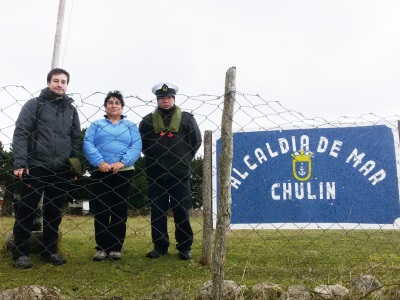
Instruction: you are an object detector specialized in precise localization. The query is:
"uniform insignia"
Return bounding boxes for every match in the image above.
[162,84,168,92]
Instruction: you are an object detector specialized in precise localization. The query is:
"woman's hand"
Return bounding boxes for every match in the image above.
[98,161,111,173]
[110,162,125,174]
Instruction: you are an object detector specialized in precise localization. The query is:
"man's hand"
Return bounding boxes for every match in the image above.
[14,168,28,179]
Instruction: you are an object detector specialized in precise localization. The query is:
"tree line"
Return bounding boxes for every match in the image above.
[0,132,203,216]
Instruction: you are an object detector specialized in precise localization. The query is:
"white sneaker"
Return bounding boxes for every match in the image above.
[93,251,107,261]
[108,251,122,260]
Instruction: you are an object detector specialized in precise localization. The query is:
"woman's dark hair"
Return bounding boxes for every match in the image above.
[104,90,125,107]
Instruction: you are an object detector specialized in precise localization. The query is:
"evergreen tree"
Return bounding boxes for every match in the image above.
[128,156,149,213]
[0,142,16,216]
[190,156,203,209]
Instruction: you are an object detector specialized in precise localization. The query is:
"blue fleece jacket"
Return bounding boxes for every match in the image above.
[84,116,142,169]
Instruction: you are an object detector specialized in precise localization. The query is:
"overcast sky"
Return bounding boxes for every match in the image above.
[1,0,400,124]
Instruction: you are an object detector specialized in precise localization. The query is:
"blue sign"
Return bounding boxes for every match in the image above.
[214,122,400,229]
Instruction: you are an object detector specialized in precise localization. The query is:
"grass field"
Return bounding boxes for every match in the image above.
[2,215,400,299]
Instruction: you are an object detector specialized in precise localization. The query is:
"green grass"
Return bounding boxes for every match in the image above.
[2,215,400,299]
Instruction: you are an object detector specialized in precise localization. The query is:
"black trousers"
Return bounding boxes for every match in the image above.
[148,177,193,252]
[12,167,70,259]
[91,170,133,253]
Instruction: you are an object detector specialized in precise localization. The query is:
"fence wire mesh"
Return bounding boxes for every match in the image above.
[1,84,400,299]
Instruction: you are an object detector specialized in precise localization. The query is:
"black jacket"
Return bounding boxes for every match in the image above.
[139,106,202,180]
[13,88,82,171]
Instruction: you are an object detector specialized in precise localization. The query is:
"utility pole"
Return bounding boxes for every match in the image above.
[51,0,66,69]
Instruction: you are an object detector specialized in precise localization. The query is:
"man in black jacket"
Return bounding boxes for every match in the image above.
[139,83,202,260]
[12,68,82,268]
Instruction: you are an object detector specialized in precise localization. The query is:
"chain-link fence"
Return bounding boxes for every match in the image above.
[1,69,400,299]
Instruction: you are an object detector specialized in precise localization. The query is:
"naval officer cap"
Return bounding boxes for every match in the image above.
[152,83,179,99]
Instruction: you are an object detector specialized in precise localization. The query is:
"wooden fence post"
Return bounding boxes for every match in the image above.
[201,130,213,265]
[212,66,236,299]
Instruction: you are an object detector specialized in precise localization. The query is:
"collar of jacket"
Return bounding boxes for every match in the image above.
[103,114,127,120]
[153,106,182,133]
[39,88,72,103]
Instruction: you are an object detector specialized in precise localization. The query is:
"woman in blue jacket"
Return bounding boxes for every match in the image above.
[84,90,142,261]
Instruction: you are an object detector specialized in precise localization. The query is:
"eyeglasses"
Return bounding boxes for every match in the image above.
[107,100,122,106]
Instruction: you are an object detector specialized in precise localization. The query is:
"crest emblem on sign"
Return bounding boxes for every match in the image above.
[291,150,314,181]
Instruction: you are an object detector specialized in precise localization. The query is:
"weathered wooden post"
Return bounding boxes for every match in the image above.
[212,66,236,299]
[201,130,213,265]
[51,0,66,69]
